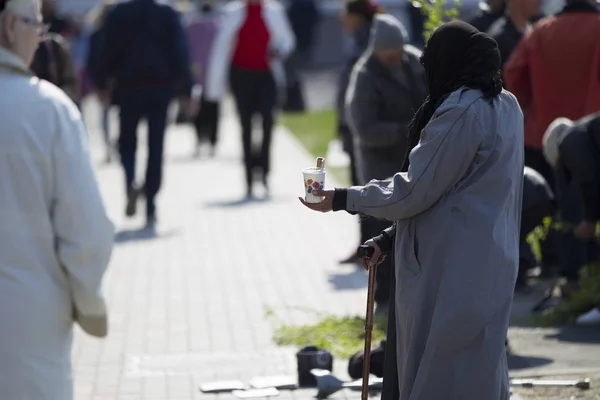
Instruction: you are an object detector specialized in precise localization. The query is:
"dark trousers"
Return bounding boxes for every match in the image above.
[229,67,277,190]
[555,168,598,280]
[194,95,220,146]
[341,131,368,244]
[381,259,399,400]
[117,86,172,218]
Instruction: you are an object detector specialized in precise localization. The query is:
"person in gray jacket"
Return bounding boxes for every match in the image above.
[344,13,427,313]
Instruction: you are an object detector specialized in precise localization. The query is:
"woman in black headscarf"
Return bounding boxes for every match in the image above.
[301,21,524,400]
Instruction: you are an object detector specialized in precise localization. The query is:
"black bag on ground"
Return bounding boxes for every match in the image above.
[296,345,334,387]
[347,340,386,379]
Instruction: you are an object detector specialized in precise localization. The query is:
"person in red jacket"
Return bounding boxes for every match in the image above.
[204,0,295,198]
[503,0,600,188]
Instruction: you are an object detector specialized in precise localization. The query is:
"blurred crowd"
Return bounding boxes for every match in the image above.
[332,0,600,327]
[1,0,600,396]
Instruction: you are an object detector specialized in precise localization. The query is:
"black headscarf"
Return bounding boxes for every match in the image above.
[401,21,503,171]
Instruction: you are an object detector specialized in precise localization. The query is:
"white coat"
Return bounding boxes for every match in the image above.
[204,0,296,102]
[0,48,114,399]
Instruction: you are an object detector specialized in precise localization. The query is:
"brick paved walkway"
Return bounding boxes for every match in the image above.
[74,99,369,400]
[74,97,599,400]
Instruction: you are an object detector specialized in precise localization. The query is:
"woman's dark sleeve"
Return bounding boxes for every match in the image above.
[372,224,396,255]
[332,188,356,214]
[333,189,396,253]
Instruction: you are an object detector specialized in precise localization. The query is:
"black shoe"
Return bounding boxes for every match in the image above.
[125,188,138,217]
[146,215,157,229]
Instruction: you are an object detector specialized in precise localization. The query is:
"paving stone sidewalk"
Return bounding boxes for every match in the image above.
[75,97,600,400]
[74,99,369,400]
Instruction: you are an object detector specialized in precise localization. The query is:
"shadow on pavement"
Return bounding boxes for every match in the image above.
[544,326,600,344]
[327,267,368,290]
[203,195,284,208]
[114,226,180,244]
[508,354,554,370]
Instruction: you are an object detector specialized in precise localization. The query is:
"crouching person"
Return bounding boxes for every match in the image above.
[543,113,600,323]
[344,13,427,315]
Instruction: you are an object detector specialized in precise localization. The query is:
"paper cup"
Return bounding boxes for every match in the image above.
[303,168,326,203]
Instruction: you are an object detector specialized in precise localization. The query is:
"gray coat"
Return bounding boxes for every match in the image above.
[345,45,427,185]
[345,88,524,400]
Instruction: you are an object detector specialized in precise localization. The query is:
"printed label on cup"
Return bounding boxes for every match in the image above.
[303,168,326,203]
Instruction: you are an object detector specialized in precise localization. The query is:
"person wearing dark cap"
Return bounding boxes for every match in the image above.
[337,0,382,264]
[344,13,427,315]
[301,21,523,399]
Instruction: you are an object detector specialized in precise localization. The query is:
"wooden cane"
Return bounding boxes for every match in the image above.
[357,245,377,400]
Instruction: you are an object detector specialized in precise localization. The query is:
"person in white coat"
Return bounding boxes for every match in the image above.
[0,0,115,398]
[205,0,295,197]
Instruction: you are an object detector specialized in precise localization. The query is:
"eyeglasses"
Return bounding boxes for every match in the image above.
[18,16,50,36]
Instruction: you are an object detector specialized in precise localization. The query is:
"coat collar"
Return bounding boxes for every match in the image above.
[0,47,32,76]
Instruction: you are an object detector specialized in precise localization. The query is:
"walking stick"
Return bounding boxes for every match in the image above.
[357,245,377,400]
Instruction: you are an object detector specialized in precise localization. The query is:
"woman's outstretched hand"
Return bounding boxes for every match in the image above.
[298,189,334,212]
[358,240,386,271]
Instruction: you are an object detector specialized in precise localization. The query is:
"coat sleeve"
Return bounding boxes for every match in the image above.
[345,67,406,148]
[504,32,533,111]
[271,2,296,59]
[345,100,482,220]
[51,98,114,322]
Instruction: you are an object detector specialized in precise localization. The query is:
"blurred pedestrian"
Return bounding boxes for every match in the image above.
[542,113,600,297]
[504,0,600,190]
[0,0,114,397]
[487,0,541,70]
[205,0,295,198]
[95,0,198,227]
[301,21,523,400]
[282,0,319,112]
[30,32,80,102]
[41,0,76,37]
[85,0,116,163]
[187,0,221,157]
[504,0,600,285]
[345,13,427,314]
[337,0,382,264]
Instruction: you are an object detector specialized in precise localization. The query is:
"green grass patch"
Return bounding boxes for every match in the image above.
[281,109,336,159]
[266,307,387,359]
[535,263,600,326]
